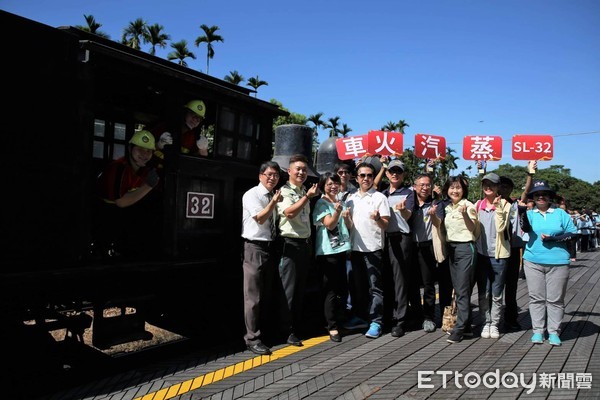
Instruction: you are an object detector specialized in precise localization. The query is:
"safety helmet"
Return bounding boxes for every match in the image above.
[129,130,156,150]
[184,99,206,118]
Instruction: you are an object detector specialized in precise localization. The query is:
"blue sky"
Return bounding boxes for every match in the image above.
[4,0,599,183]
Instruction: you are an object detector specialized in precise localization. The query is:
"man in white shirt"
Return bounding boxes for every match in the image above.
[346,161,391,339]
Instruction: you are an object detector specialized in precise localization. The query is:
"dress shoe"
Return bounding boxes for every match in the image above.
[247,342,271,355]
[391,325,405,337]
[287,333,303,346]
[329,330,341,342]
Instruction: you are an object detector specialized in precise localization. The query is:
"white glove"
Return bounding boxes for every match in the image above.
[157,132,173,150]
[197,135,209,151]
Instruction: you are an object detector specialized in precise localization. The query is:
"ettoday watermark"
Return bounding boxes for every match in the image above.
[418,370,592,393]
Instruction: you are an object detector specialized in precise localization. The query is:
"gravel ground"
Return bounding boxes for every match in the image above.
[47,308,185,355]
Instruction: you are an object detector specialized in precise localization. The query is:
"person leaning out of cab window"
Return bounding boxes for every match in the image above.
[150,99,210,161]
[96,130,161,257]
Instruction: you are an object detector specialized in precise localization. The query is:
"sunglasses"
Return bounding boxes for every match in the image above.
[337,170,350,175]
[534,192,551,197]
[388,168,403,174]
[358,173,374,179]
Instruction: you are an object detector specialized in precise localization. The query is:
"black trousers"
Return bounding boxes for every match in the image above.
[411,241,437,321]
[317,252,349,331]
[504,247,521,323]
[384,233,415,328]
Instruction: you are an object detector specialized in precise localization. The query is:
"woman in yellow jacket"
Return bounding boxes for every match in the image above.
[474,173,512,340]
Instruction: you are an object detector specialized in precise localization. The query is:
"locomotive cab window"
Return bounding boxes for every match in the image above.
[216,106,260,160]
[92,118,128,163]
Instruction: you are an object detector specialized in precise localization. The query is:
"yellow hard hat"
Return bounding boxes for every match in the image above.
[129,130,156,150]
[184,99,206,118]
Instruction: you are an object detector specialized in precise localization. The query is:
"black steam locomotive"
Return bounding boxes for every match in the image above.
[0,10,293,352]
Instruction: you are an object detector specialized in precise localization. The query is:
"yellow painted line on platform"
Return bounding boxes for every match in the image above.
[134,335,330,400]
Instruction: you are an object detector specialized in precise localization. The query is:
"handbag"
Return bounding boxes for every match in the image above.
[441,290,457,333]
[431,221,447,263]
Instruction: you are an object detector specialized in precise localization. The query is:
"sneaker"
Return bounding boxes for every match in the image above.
[531,333,544,344]
[548,333,562,346]
[489,325,500,339]
[481,324,491,339]
[447,331,463,343]
[391,325,405,337]
[423,320,436,333]
[343,316,369,330]
[365,322,382,338]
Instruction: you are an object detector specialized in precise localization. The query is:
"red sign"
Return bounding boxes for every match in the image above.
[335,130,404,160]
[336,135,369,160]
[512,134,553,160]
[366,130,404,156]
[414,133,446,160]
[462,135,503,161]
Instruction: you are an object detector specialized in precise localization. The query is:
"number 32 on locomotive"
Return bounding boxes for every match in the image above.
[186,192,215,219]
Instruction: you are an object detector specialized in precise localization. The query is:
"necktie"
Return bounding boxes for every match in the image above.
[267,193,277,240]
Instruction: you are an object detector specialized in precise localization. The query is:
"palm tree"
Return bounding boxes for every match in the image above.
[307,112,325,138]
[340,123,352,138]
[224,70,245,85]
[194,24,224,74]
[246,75,268,97]
[437,147,459,185]
[122,18,147,50]
[76,14,110,38]
[167,40,196,67]
[324,116,341,137]
[381,121,397,132]
[397,119,410,134]
[145,23,170,56]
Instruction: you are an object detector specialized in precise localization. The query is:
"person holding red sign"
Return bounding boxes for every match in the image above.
[499,164,535,332]
[521,180,577,346]
[345,162,391,339]
[380,159,416,337]
[474,173,511,340]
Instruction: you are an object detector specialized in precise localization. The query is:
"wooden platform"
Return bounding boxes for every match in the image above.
[40,250,600,400]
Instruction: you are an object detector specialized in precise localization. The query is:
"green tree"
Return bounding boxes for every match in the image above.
[247,75,268,97]
[324,116,341,137]
[145,23,170,56]
[307,112,325,137]
[167,40,196,67]
[122,18,147,50]
[270,99,307,127]
[397,119,410,134]
[340,123,352,137]
[381,121,397,131]
[224,70,245,85]
[436,147,459,188]
[194,24,224,74]
[75,14,110,38]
